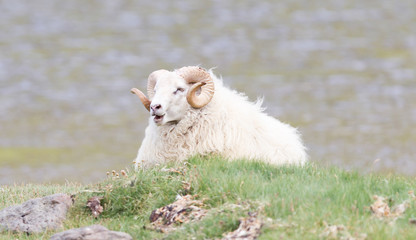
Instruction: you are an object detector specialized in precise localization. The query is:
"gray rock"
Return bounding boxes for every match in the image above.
[50,225,133,240]
[0,193,73,233]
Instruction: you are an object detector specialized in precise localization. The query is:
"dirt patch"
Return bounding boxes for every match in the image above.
[370,195,410,220]
[86,196,103,218]
[221,212,263,240]
[148,195,207,233]
[320,222,367,240]
[148,196,268,238]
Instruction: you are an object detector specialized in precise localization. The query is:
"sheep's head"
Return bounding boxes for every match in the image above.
[131,66,215,126]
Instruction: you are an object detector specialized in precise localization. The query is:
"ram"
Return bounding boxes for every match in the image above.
[131,66,307,169]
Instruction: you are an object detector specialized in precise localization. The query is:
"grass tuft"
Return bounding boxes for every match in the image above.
[1,156,416,239]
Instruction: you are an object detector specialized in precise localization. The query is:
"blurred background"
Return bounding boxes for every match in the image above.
[0,0,415,185]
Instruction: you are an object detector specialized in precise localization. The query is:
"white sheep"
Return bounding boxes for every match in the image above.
[131,66,307,169]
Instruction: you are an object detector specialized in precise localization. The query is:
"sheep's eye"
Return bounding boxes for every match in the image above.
[174,88,185,94]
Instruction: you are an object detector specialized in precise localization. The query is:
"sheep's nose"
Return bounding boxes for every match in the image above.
[150,104,162,112]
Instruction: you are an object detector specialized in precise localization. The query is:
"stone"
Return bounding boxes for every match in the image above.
[50,224,133,240]
[0,193,73,233]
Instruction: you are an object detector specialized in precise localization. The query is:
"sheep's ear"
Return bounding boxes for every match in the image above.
[131,88,150,111]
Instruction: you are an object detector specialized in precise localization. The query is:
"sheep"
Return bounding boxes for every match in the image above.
[131,66,307,169]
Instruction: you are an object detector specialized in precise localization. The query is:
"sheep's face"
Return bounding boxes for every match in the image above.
[149,72,190,126]
[131,66,214,125]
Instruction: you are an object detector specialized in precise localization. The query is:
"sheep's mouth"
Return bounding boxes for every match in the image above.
[152,113,165,124]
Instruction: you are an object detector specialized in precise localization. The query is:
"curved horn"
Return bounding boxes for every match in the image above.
[147,69,170,99]
[130,69,169,112]
[131,88,150,111]
[177,66,215,109]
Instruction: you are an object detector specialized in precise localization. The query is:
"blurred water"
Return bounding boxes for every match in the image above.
[1,0,415,184]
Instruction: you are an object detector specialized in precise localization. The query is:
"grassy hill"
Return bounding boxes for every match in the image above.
[2,156,416,239]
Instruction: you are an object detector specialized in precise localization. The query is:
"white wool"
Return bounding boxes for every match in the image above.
[134,70,307,169]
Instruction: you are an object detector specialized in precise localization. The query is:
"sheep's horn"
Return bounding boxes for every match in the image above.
[131,69,170,112]
[147,69,170,99]
[177,66,215,109]
[131,88,150,111]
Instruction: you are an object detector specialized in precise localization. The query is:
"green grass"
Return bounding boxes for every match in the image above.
[1,156,416,239]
